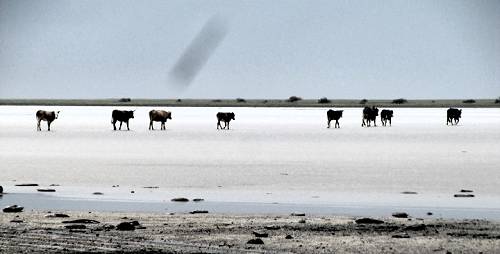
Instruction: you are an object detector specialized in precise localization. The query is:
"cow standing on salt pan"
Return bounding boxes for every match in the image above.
[149,110,172,130]
[36,110,60,131]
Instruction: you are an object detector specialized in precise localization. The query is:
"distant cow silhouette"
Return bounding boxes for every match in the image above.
[111,110,134,131]
[149,110,172,130]
[447,108,462,125]
[217,112,235,129]
[380,109,394,126]
[36,110,59,131]
[327,109,343,128]
[361,106,379,127]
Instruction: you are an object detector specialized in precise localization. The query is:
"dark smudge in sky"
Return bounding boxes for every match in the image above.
[169,16,228,89]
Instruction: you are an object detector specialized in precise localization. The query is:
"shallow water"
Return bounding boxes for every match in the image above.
[1,106,499,215]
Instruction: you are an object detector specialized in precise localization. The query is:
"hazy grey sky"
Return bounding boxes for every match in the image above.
[1,0,499,99]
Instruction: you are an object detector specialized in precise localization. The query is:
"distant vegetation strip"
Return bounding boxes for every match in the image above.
[0,98,499,108]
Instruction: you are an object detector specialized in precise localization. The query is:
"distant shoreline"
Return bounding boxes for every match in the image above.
[1,98,499,108]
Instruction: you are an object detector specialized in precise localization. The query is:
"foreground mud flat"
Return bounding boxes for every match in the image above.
[1,211,499,253]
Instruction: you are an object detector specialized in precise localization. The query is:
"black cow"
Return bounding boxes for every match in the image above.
[380,109,394,126]
[217,112,235,130]
[36,110,60,131]
[447,108,462,125]
[111,110,134,131]
[149,110,172,130]
[361,106,379,127]
[327,109,343,128]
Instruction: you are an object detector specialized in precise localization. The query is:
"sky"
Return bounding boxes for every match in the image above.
[0,0,499,99]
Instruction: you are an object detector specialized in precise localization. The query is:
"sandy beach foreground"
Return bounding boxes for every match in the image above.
[1,211,499,253]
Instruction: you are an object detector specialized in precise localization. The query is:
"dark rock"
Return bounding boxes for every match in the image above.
[392,233,410,238]
[93,192,104,195]
[355,218,384,224]
[264,225,281,230]
[454,194,474,198]
[62,219,100,224]
[130,191,135,193]
[65,224,86,229]
[45,213,70,218]
[247,238,264,245]
[189,210,209,214]
[37,188,56,192]
[401,191,418,194]
[0,186,3,193]
[10,219,23,223]
[285,235,293,239]
[49,184,60,186]
[427,212,433,216]
[143,186,159,189]
[15,183,38,187]
[192,198,204,202]
[404,224,427,231]
[298,219,306,223]
[252,231,269,238]
[392,212,409,218]
[116,222,135,231]
[291,213,306,217]
[130,221,140,226]
[460,189,473,193]
[3,205,24,213]
[171,197,189,202]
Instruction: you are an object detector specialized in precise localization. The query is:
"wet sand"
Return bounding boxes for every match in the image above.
[1,211,499,253]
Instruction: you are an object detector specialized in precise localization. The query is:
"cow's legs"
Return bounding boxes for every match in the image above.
[149,121,154,130]
[217,120,221,130]
[389,118,392,126]
[327,119,331,128]
[373,117,377,127]
[126,120,130,131]
[335,120,340,128]
[112,120,117,130]
[37,119,41,131]
[119,121,123,130]
[47,121,51,131]
[161,121,165,130]
[226,121,230,130]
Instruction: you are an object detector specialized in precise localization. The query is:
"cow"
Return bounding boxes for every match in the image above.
[149,110,172,130]
[447,108,462,125]
[111,110,134,131]
[361,106,379,127]
[380,109,394,126]
[217,112,235,130]
[327,109,343,128]
[36,110,60,131]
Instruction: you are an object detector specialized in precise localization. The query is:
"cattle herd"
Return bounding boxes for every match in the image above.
[33,107,463,131]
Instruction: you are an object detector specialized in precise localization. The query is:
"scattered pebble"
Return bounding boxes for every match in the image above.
[392,233,410,238]
[93,192,104,195]
[192,198,204,202]
[116,222,136,231]
[355,218,384,224]
[247,238,264,245]
[143,186,159,189]
[15,183,38,187]
[49,184,60,187]
[404,224,427,231]
[401,191,418,194]
[45,213,70,218]
[130,191,135,193]
[454,194,474,198]
[291,213,306,217]
[285,235,293,239]
[37,188,56,192]
[189,210,209,214]
[171,197,189,202]
[3,205,24,213]
[460,189,473,193]
[298,219,306,224]
[10,219,23,223]
[392,212,409,218]
[427,212,433,216]
[62,219,100,224]
[264,225,280,230]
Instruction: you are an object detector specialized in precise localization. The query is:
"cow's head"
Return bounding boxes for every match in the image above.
[230,112,235,120]
[128,111,135,118]
[388,110,393,117]
[457,109,462,118]
[374,107,379,116]
[55,111,60,119]
[168,112,172,119]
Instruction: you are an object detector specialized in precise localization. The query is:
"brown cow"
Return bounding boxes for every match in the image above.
[149,110,172,130]
[36,110,60,131]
